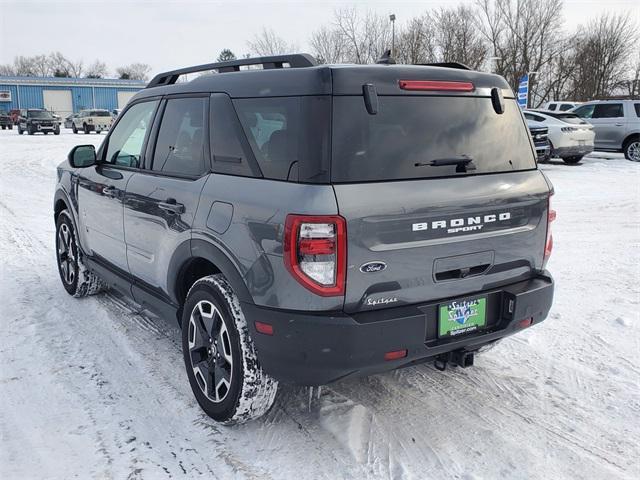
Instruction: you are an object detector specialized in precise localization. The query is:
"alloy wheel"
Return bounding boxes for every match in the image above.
[628,141,640,162]
[57,223,76,285]
[187,300,234,403]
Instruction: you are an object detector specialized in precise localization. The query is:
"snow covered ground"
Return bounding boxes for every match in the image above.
[1,129,638,480]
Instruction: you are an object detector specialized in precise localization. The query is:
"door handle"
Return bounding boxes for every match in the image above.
[102,185,117,198]
[158,198,185,214]
[614,123,624,126]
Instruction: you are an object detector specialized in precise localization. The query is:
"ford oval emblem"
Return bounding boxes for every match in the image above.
[360,261,387,273]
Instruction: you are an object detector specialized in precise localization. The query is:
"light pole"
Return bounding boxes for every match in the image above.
[389,14,396,57]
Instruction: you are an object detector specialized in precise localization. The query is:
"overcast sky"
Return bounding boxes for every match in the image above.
[1,0,639,77]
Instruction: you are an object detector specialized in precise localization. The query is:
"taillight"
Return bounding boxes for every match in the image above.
[398,80,475,92]
[284,214,346,296]
[543,194,556,268]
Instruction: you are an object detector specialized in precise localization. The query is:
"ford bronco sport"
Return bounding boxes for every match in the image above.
[54,54,555,424]
[18,109,60,135]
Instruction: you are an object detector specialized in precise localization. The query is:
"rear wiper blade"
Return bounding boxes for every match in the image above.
[414,157,477,172]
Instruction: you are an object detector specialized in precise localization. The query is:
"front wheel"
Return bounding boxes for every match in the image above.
[72,124,78,134]
[8,124,13,130]
[55,210,105,297]
[182,274,278,424]
[83,123,90,134]
[624,138,640,162]
[54,128,60,135]
[18,125,23,135]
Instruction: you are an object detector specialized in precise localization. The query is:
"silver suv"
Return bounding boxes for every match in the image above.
[571,100,640,161]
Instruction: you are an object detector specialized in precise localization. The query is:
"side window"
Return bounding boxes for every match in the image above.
[152,97,207,176]
[104,100,158,168]
[524,113,534,121]
[548,103,557,111]
[573,104,594,119]
[634,103,640,118]
[593,103,623,118]
[210,93,258,177]
[559,104,573,111]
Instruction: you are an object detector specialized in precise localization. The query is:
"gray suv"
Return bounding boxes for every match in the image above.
[53,54,555,424]
[571,100,640,161]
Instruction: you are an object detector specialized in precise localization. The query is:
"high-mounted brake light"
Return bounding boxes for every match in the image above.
[284,214,346,296]
[543,194,556,268]
[399,80,475,92]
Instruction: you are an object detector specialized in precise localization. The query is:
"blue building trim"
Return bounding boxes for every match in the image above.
[0,76,145,114]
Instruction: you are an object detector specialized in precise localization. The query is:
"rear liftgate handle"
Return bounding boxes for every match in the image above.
[158,198,185,215]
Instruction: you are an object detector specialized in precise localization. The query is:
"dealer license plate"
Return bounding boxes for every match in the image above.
[438,297,487,338]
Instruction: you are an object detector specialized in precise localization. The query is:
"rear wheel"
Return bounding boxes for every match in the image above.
[55,210,105,297]
[18,125,23,135]
[624,138,640,162]
[563,156,583,165]
[8,124,13,130]
[182,274,278,424]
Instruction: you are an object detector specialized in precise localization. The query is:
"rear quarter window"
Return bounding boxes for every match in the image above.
[233,96,330,183]
[634,103,640,118]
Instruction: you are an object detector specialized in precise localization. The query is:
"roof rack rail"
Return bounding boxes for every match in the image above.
[416,62,471,71]
[147,53,318,88]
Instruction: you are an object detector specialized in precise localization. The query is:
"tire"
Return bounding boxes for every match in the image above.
[624,137,640,162]
[182,274,278,424]
[18,125,23,135]
[8,124,13,130]
[28,126,34,135]
[55,210,105,298]
[563,156,583,165]
[83,123,90,134]
[43,131,48,135]
[72,124,78,134]
[54,128,60,135]
[1,125,5,130]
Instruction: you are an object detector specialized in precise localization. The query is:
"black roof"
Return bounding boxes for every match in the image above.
[133,54,513,102]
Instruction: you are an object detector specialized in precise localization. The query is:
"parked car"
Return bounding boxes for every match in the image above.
[524,110,594,164]
[570,100,640,161]
[54,54,555,424]
[111,108,122,118]
[526,121,550,162]
[17,109,60,135]
[71,109,113,134]
[64,113,79,129]
[542,101,582,112]
[9,109,20,124]
[0,109,13,130]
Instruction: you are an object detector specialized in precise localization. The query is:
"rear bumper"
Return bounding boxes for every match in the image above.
[553,144,594,158]
[244,272,554,386]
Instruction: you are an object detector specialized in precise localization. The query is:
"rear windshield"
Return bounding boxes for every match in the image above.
[331,96,535,182]
[90,110,112,116]
[541,112,588,125]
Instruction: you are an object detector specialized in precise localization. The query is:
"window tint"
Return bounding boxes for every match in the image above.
[559,104,573,111]
[332,96,536,182]
[104,100,158,168]
[634,103,640,117]
[152,97,207,176]
[233,96,330,183]
[573,104,594,119]
[210,94,257,177]
[548,103,557,111]
[593,103,623,118]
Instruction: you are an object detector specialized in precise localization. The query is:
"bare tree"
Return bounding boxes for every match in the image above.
[116,63,151,81]
[332,8,391,64]
[0,64,15,76]
[570,13,637,100]
[48,52,71,77]
[433,6,487,69]
[476,0,564,102]
[395,15,437,65]
[247,28,297,56]
[310,26,348,64]
[85,60,108,78]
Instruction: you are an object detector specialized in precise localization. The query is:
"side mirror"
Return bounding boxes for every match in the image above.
[68,145,97,168]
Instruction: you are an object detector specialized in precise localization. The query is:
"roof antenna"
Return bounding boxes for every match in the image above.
[376,49,396,65]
